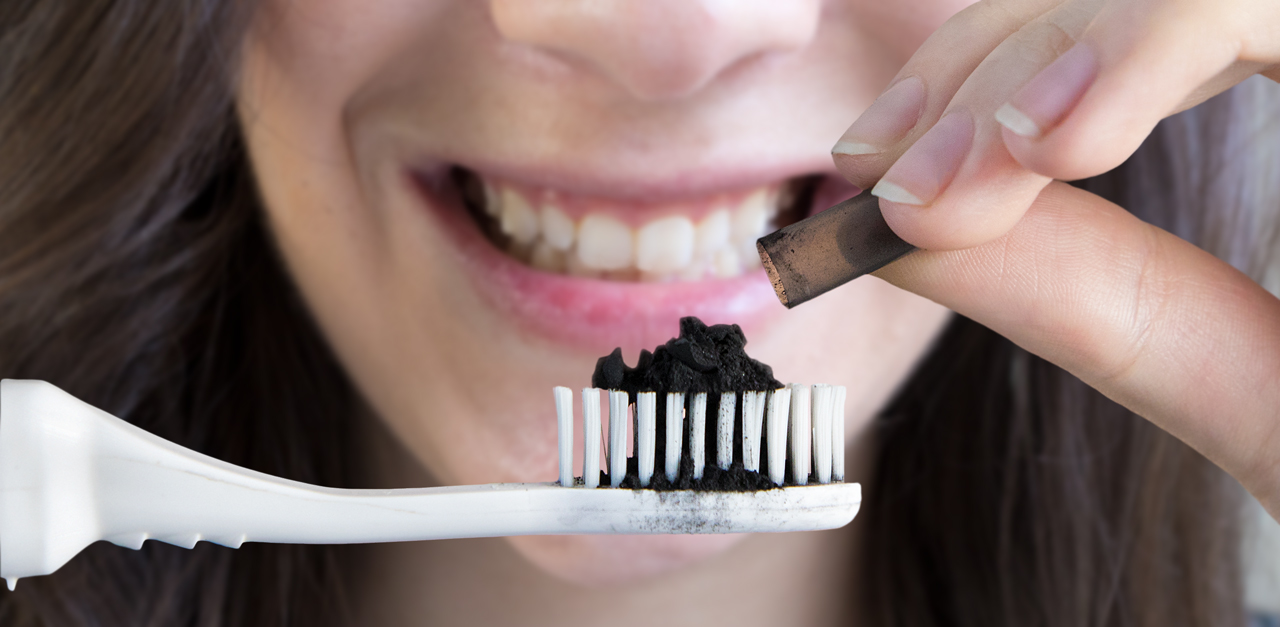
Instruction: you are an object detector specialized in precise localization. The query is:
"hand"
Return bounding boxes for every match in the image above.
[830,0,1280,519]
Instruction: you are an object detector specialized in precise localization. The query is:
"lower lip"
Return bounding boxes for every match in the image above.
[410,170,787,353]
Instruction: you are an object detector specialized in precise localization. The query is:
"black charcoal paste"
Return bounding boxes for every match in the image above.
[590,317,786,492]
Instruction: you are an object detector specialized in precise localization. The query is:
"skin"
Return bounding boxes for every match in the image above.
[237,0,1279,624]
[832,0,1280,520]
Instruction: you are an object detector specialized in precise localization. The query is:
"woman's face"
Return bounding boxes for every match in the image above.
[239,0,962,584]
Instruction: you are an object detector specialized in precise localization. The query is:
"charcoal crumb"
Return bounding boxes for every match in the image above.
[589,316,792,492]
[591,317,781,397]
[594,348,627,390]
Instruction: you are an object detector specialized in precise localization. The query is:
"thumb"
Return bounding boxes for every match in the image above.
[875,181,1280,520]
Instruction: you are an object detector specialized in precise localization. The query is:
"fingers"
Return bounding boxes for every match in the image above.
[836,0,1100,251]
[879,1,1103,251]
[834,0,1280,253]
[999,0,1280,181]
[830,0,1060,189]
[875,182,1280,519]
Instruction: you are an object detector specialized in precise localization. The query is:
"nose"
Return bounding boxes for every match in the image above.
[489,0,821,101]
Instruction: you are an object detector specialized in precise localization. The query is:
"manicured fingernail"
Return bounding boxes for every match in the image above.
[869,181,922,205]
[832,76,926,156]
[997,43,1099,138]
[872,110,974,207]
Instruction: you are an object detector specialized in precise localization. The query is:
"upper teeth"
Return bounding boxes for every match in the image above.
[481,179,781,281]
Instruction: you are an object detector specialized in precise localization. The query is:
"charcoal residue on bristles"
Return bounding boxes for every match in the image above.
[589,317,791,492]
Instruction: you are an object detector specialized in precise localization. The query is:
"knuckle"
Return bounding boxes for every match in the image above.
[1094,226,1173,386]
[1011,16,1080,62]
[974,0,1059,28]
[1028,215,1173,387]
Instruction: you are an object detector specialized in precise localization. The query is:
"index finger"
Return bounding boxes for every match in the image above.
[830,0,1060,189]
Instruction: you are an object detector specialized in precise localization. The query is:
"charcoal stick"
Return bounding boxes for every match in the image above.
[756,189,916,308]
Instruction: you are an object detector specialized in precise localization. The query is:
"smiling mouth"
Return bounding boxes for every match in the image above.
[451,167,817,283]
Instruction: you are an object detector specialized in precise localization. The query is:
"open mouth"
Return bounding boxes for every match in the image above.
[451,167,818,283]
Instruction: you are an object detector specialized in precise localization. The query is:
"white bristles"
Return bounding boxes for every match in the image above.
[739,392,756,471]
[608,391,629,488]
[790,384,811,485]
[690,393,707,479]
[554,387,574,487]
[767,388,791,485]
[742,391,766,472]
[560,383,846,489]
[750,391,766,470]
[811,385,834,484]
[665,393,685,482]
[582,388,602,488]
[833,385,846,482]
[717,391,736,470]
[637,392,656,487]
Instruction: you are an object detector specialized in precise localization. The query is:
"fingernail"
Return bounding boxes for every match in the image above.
[997,43,1099,138]
[869,181,922,205]
[832,76,926,156]
[872,110,974,207]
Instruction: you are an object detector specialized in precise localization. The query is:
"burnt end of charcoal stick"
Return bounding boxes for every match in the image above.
[757,189,916,308]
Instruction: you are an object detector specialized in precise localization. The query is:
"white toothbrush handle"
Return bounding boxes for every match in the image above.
[0,380,860,588]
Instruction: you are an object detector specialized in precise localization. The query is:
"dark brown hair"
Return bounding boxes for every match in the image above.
[0,1,356,624]
[0,1,1273,625]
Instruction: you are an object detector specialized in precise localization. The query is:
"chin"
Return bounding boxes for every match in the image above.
[507,533,747,587]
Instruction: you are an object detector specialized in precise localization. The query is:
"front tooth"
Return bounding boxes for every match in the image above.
[695,210,730,259]
[576,214,633,270]
[713,247,741,278]
[483,180,501,217]
[541,204,575,251]
[679,258,708,281]
[565,246,602,278]
[773,184,794,221]
[530,241,566,272]
[731,189,769,243]
[636,216,694,273]
[500,189,539,245]
[739,240,763,270]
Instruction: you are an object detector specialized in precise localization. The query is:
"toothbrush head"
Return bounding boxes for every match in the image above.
[555,384,848,492]
[557,316,850,493]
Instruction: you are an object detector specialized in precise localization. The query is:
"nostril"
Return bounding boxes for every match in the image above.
[489,0,820,101]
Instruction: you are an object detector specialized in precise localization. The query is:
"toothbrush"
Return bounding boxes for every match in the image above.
[0,379,860,590]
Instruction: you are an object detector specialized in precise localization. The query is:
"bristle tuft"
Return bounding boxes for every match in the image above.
[742,391,765,472]
[690,393,707,479]
[582,388,602,488]
[636,392,657,487]
[812,385,834,484]
[608,391,629,487]
[767,387,791,485]
[554,387,574,487]
[789,384,811,486]
[664,392,685,482]
[833,386,846,482]
[717,391,736,470]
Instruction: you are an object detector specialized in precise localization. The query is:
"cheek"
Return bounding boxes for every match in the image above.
[249,0,452,111]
